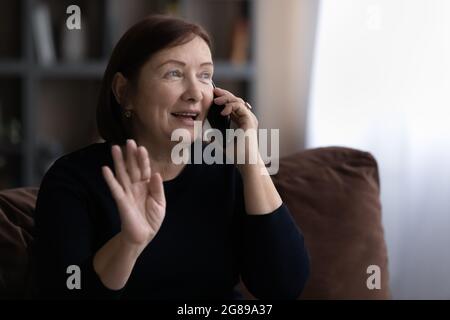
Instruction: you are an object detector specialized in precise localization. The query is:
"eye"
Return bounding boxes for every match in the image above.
[200,72,212,79]
[199,72,213,83]
[166,70,183,78]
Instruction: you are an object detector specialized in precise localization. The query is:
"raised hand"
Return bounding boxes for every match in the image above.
[102,139,166,249]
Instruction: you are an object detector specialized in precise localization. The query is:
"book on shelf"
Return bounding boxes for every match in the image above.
[165,0,181,16]
[0,101,21,147]
[229,17,250,66]
[32,3,56,65]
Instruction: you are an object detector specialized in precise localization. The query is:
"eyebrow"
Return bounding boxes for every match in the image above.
[157,59,214,69]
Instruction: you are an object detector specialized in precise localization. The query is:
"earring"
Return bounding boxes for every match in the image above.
[124,109,132,118]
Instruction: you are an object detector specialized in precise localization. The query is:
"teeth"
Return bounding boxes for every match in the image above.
[172,112,198,118]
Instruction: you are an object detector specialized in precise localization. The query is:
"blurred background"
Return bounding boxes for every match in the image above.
[0,0,449,299]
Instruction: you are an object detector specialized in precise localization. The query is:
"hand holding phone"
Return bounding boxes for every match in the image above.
[206,81,231,141]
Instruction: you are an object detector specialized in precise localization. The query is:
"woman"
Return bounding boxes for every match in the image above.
[33,15,309,299]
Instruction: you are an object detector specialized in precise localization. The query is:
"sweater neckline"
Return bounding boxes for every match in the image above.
[102,141,199,189]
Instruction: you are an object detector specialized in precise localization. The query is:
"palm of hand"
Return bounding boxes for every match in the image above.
[102,140,166,247]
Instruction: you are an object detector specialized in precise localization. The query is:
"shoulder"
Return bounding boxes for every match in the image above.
[56,141,110,165]
[41,142,111,186]
[51,142,110,170]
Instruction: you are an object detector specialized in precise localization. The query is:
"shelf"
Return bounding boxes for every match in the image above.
[35,61,107,78]
[0,0,22,60]
[1,0,256,187]
[35,0,106,61]
[183,0,252,61]
[34,78,101,179]
[0,76,22,132]
[0,61,26,75]
[0,144,22,156]
[30,61,254,80]
[0,61,255,79]
[36,79,100,148]
[0,75,23,188]
[213,61,254,80]
[213,79,251,103]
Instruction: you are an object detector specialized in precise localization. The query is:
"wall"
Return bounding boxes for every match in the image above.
[255,0,319,157]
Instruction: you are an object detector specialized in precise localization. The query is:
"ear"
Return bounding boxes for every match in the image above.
[111,72,132,109]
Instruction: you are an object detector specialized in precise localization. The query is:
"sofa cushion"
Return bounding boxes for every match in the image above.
[274,146,389,299]
[0,187,38,298]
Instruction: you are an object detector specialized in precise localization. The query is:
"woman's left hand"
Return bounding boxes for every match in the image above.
[213,87,258,132]
[213,87,283,214]
[212,87,261,169]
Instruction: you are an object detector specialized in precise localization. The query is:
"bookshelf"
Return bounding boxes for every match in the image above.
[0,0,256,188]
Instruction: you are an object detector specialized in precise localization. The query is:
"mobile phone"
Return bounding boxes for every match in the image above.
[207,81,231,142]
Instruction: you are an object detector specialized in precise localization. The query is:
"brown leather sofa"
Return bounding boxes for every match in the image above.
[0,146,390,299]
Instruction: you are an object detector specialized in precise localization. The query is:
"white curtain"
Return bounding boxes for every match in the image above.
[307,0,450,299]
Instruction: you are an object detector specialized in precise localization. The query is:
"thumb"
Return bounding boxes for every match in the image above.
[148,172,166,206]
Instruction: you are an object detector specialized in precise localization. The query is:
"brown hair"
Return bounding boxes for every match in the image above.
[96,14,212,144]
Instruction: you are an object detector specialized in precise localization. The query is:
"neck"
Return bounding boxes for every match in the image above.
[135,137,186,181]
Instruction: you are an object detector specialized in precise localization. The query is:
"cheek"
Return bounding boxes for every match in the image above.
[156,84,182,107]
[204,91,214,109]
[135,91,173,116]
[204,101,212,114]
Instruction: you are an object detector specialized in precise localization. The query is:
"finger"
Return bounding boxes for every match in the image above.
[148,172,166,207]
[220,103,234,116]
[214,94,240,105]
[137,146,151,181]
[213,87,234,97]
[111,145,132,190]
[221,102,248,117]
[102,166,125,200]
[126,139,141,183]
[218,90,244,106]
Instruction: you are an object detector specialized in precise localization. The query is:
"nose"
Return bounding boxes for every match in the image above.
[181,75,203,103]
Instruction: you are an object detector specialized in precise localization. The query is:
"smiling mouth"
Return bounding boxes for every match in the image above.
[171,112,199,121]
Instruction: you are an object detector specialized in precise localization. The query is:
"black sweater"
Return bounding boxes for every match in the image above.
[33,141,310,299]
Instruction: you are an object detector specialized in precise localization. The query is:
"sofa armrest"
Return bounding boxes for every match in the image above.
[0,187,38,298]
[238,146,390,299]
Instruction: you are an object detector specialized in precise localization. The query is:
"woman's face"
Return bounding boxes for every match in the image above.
[126,35,214,146]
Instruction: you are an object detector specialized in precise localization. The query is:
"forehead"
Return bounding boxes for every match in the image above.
[149,36,212,67]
